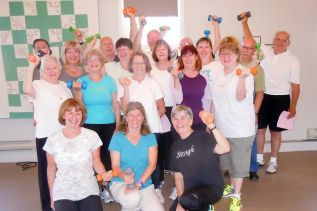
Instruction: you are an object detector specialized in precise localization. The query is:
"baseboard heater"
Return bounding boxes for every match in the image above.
[0,140,35,151]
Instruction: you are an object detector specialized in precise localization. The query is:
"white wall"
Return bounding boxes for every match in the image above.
[1,0,316,146]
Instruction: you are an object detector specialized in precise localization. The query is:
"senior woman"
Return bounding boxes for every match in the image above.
[211,36,255,211]
[60,40,85,81]
[169,105,230,211]
[44,98,113,211]
[171,45,211,130]
[118,51,166,202]
[75,48,121,172]
[109,102,164,211]
[23,54,72,211]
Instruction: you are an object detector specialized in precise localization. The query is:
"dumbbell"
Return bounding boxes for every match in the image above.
[237,11,251,21]
[29,50,46,71]
[204,29,211,38]
[236,67,257,76]
[67,80,87,89]
[85,33,101,43]
[159,26,170,32]
[199,110,214,124]
[96,170,118,182]
[123,6,137,16]
[119,77,131,86]
[255,43,263,60]
[208,15,222,23]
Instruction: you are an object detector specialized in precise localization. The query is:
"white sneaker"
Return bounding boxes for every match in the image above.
[266,162,278,174]
[169,187,177,200]
[155,189,164,203]
[257,158,265,167]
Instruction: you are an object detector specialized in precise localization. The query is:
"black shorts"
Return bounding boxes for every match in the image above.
[258,94,290,132]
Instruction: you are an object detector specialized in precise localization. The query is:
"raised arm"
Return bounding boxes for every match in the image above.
[23,56,39,98]
[133,16,146,52]
[239,12,253,39]
[211,16,221,54]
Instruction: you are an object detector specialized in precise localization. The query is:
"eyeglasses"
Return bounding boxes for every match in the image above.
[87,57,101,63]
[219,52,236,57]
[274,38,289,44]
[132,62,146,66]
[242,45,255,51]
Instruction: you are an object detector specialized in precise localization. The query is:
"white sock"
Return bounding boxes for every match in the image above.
[257,154,264,161]
[232,193,241,199]
[270,157,277,163]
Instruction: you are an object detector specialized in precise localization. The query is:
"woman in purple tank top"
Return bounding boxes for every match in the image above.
[171,45,211,130]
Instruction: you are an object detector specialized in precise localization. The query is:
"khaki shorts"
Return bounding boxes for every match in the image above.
[220,136,254,178]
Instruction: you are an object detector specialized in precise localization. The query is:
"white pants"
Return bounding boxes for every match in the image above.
[110,182,164,211]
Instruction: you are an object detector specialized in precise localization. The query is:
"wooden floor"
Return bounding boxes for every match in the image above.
[1,151,317,211]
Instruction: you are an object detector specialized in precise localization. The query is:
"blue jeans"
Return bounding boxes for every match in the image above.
[249,135,259,172]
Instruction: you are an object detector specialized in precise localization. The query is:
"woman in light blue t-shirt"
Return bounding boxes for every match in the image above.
[75,48,121,172]
[108,102,164,211]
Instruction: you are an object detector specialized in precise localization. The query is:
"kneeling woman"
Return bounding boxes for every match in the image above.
[44,98,113,211]
[109,102,164,211]
[169,105,230,211]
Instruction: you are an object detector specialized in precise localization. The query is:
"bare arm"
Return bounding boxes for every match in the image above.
[47,152,57,210]
[138,146,157,184]
[119,85,130,113]
[174,172,186,211]
[240,12,253,39]
[23,58,39,98]
[112,92,121,128]
[211,17,221,54]
[156,98,166,117]
[133,16,146,52]
[288,83,300,118]
[254,91,264,123]
[128,13,138,42]
[236,75,248,101]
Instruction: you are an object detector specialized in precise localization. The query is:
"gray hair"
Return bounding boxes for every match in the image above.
[171,105,193,120]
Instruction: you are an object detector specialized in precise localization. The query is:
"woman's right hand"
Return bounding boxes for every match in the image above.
[119,77,131,88]
[28,54,40,67]
[171,64,180,79]
[50,200,55,210]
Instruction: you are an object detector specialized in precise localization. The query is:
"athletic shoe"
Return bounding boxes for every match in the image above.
[169,187,177,200]
[230,196,242,211]
[155,189,165,203]
[257,158,265,167]
[266,162,278,174]
[208,205,215,211]
[222,185,234,198]
[100,186,114,203]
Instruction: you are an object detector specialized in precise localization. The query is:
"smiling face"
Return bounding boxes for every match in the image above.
[147,30,161,50]
[273,31,290,54]
[117,46,132,62]
[100,37,115,57]
[42,57,61,83]
[197,40,212,61]
[85,54,103,74]
[172,110,193,136]
[126,109,144,130]
[155,44,169,61]
[63,107,83,129]
[182,51,198,70]
[240,37,256,61]
[131,55,147,76]
[65,47,80,65]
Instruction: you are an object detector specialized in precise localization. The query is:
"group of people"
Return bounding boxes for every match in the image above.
[23,10,300,211]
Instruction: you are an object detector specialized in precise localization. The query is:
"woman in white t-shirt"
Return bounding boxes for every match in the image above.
[211,37,255,211]
[44,98,113,211]
[118,51,166,202]
[23,54,72,211]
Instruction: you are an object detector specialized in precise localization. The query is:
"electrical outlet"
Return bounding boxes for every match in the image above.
[307,128,317,139]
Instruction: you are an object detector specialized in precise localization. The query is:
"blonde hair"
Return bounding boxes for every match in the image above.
[61,40,83,65]
[84,48,107,66]
[219,36,241,57]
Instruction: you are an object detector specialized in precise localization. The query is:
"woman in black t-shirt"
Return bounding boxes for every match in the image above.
[169,105,230,211]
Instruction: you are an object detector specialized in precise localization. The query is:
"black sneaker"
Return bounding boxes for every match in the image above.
[249,172,259,181]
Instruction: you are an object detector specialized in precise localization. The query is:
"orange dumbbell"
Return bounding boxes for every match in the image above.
[123,6,137,16]
[199,111,214,124]
[119,77,131,86]
[28,54,37,62]
[236,67,257,76]
[96,174,103,182]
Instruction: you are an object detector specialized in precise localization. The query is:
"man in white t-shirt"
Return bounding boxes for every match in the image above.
[242,16,300,174]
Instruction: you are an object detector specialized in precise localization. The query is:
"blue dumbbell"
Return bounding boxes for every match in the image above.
[67,80,87,89]
[204,30,211,38]
[208,15,222,23]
